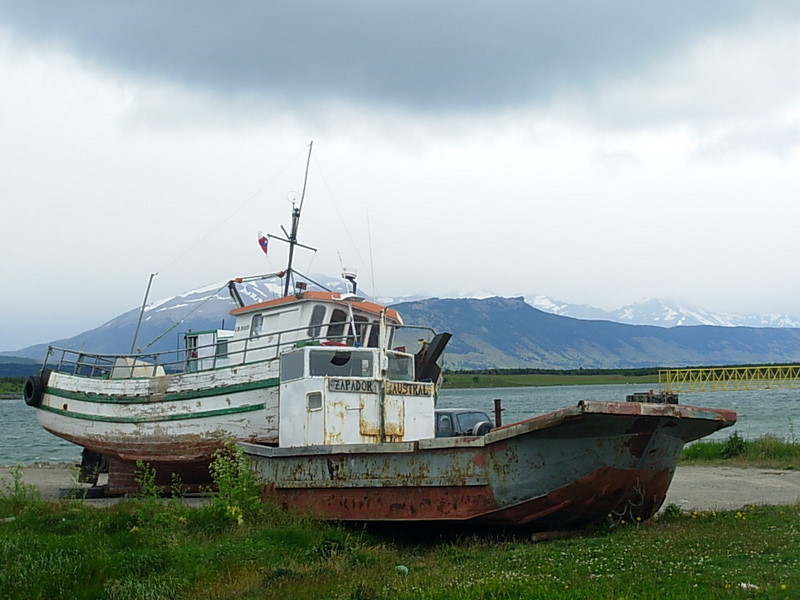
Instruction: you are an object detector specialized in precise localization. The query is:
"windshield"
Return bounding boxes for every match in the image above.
[309,349,375,378]
[456,412,491,433]
[387,352,414,381]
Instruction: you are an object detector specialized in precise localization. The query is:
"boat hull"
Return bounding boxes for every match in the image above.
[241,400,736,526]
[34,364,280,464]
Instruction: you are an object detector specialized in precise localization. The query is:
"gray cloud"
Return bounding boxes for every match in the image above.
[0,1,790,112]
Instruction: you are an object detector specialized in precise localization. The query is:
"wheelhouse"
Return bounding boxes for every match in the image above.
[223,291,403,365]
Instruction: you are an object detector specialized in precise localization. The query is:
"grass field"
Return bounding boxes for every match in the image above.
[682,431,800,470]
[2,443,799,599]
[442,372,659,388]
[1,484,797,599]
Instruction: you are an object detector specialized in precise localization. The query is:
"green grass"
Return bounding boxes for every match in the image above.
[0,377,24,395]
[2,450,799,600]
[442,372,659,388]
[682,431,800,469]
[0,494,797,599]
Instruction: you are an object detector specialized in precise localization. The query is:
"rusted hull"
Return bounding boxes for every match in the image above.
[241,400,736,527]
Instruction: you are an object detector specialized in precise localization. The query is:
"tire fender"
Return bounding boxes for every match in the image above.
[23,375,44,407]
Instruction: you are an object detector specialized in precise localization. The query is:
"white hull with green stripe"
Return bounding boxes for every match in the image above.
[35,360,280,463]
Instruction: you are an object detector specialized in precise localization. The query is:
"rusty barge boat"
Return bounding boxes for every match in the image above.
[240,347,736,526]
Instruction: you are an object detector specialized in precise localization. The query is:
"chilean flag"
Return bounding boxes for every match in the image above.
[258,232,269,254]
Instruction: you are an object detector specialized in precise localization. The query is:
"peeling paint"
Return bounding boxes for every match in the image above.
[244,400,736,526]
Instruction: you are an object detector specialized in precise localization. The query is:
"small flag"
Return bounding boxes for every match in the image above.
[258,232,269,255]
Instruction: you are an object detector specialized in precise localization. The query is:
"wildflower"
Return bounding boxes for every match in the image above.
[738,583,759,590]
[781,584,788,590]
[226,505,244,526]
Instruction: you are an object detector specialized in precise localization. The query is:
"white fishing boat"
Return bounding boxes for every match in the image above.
[23,143,450,493]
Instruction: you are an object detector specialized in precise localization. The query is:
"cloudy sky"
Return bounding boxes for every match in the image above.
[2,1,800,352]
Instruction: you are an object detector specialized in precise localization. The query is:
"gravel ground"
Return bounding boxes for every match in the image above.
[2,463,799,510]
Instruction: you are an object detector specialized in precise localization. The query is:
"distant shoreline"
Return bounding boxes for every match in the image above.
[0,394,21,401]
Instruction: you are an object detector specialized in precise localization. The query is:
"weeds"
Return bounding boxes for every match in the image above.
[0,464,42,514]
[0,488,798,599]
[681,431,800,468]
[208,440,263,525]
[721,430,746,458]
[134,460,163,502]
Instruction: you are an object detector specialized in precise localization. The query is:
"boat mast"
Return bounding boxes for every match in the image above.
[130,272,157,354]
[283,141,313,297]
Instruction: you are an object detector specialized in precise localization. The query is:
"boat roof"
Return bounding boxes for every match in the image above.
[229,290,401,321]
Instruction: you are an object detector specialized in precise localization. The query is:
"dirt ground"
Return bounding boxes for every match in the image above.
[1,463,799,510]
[664,466,800,510]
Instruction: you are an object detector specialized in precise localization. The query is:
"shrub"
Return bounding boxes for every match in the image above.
[721,431,747,459]
[209,441,263,525]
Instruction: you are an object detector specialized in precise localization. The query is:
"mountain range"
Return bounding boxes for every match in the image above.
[526,295,800,328]
[3,278,800,371]
[395,297,800,369]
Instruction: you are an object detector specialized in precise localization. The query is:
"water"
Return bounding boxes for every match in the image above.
[0,398,83,466]
[438,384,800,444]
[1,385,798,466]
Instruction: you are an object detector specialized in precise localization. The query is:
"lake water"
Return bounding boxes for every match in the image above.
[439,384,799,443]
[2,384,798,466]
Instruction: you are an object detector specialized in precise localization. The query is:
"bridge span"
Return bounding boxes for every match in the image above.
[659,365,800,393]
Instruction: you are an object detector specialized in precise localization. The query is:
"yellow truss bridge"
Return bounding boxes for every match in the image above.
[659,365,800,393]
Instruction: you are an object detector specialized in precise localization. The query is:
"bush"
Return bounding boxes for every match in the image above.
[209,441,263,525]
[721,431,747,459]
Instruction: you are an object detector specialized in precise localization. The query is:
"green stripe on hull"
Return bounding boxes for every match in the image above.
[37,402,267,424]
[44,377,279,404]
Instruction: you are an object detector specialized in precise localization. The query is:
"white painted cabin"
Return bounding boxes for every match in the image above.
[277,345,435,447]
[221,291,404,366]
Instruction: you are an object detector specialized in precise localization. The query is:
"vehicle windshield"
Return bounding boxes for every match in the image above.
[456,412,491,433]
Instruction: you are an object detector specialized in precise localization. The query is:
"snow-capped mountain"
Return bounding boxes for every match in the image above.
[6,281,800,368]
[525,295,800,328]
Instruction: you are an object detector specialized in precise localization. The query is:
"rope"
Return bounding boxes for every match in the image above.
[138,281,230,352]
[155,147,308,276]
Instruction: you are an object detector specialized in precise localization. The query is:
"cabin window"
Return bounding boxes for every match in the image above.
[367,321,379,347]
[280,350,305,382]
[387,353,414,381]
[307,305,326,338]
[215,339,229,359]
[309,349,374,378]
[350,315,369,346]
[307,392,322,410]
[327,309,348,341]
[185,335,198,371]
[250,314,263,339]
